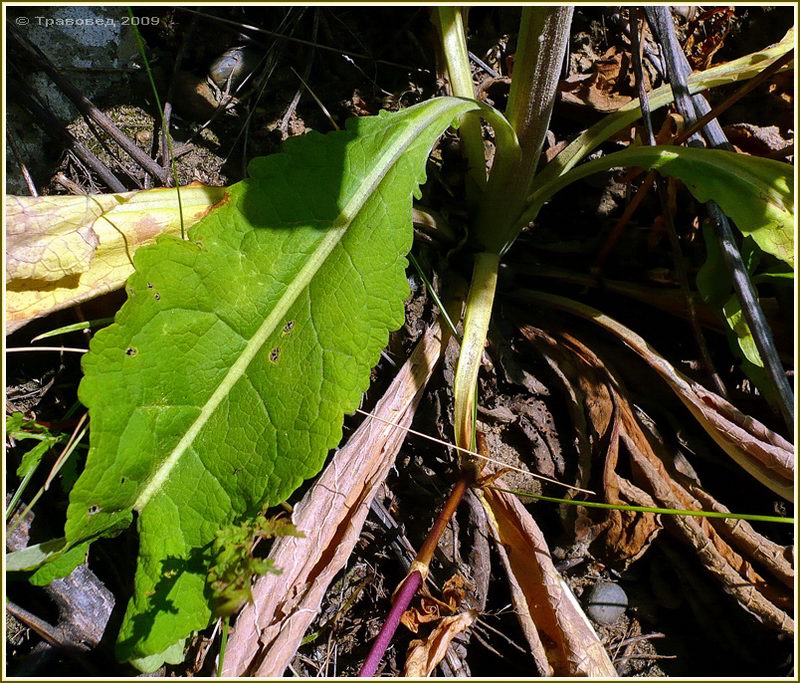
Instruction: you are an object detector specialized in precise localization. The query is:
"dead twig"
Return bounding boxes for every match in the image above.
[10,83,126,193]
[6,127,38,196]
[629,10,727,397]
[161,16,197,173]
[8,25,169,185]
[6,601,88,653]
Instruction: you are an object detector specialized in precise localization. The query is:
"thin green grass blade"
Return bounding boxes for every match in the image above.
[489,485,793,525]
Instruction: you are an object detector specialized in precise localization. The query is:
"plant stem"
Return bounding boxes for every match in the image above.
[488,485,793,524]
[216,616,230,677]
[431,7,487,203]
[628,12,727,398]
[359,570,422,677]
[473,6,573,253]
[504,7,573,198]
[453,253,499,455]
[128,10,186,237]
[358,475,469,677]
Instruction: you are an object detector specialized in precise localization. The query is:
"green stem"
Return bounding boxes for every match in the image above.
[473,6,573,254]
[453,252,499,455]
[7,469,37,521]
[432,7,487,202]
[127,8,185,237]
[504,7,573,198]
[216,616,230,677]
[488,485,793,525]
[7,426,88,536]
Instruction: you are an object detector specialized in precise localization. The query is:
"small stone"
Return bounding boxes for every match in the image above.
[584,581,628,626]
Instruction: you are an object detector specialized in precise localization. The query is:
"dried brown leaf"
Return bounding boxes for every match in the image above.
[521,294,793,501]
[480,487,617,677]
[522,326,662,565]
[616,392,794,635]
[402,610,478,677]
[221,322,447,676]
[560,47,640,113]
[686,484,794,590]
[489,518,553,676]
[601,407,663,567]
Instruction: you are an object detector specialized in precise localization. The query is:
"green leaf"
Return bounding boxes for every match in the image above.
[696,226,791,408]
[723,296,763,368]
[6,414,66,516]
[16,440,54,479]
[29,541,89,586]
[525,145,794,267]
[129,640,187,674]
[752,269,794,285]
[536,29,793,185]
[696,222,730,306]
[6,412,27,435]
[7,537,69,572]
[64,97,500,662]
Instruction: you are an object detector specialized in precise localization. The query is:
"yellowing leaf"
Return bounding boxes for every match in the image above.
[5,184,226,333]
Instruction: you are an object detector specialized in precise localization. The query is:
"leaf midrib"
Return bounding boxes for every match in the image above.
[133,99,463,512]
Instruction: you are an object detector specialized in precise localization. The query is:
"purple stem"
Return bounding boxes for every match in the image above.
[358,570,423,676]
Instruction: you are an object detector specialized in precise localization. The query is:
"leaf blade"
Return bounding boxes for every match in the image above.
[525,145,794,267]
[64,97,491,661]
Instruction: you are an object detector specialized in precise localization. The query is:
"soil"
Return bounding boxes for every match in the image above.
[5,5,795,678]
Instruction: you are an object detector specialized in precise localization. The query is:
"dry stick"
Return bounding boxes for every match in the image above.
[44,412,88,491]
[11,84,126,193]
[54,172,88,195]
[6,601,89,652]
[645,6,794,433]
[179,7,419,72]
[6,601,101,676]
[80,115,145,190]
[279,12,319,137]
[219,9,304,168]
[355,408,593,494]
[629,11,727,398]
[6,127,38,196]
[592,173,654,272]
[8,26,169,185]
[675,49,794,146]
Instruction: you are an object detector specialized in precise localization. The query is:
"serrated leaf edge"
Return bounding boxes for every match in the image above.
[132,97,471,512]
